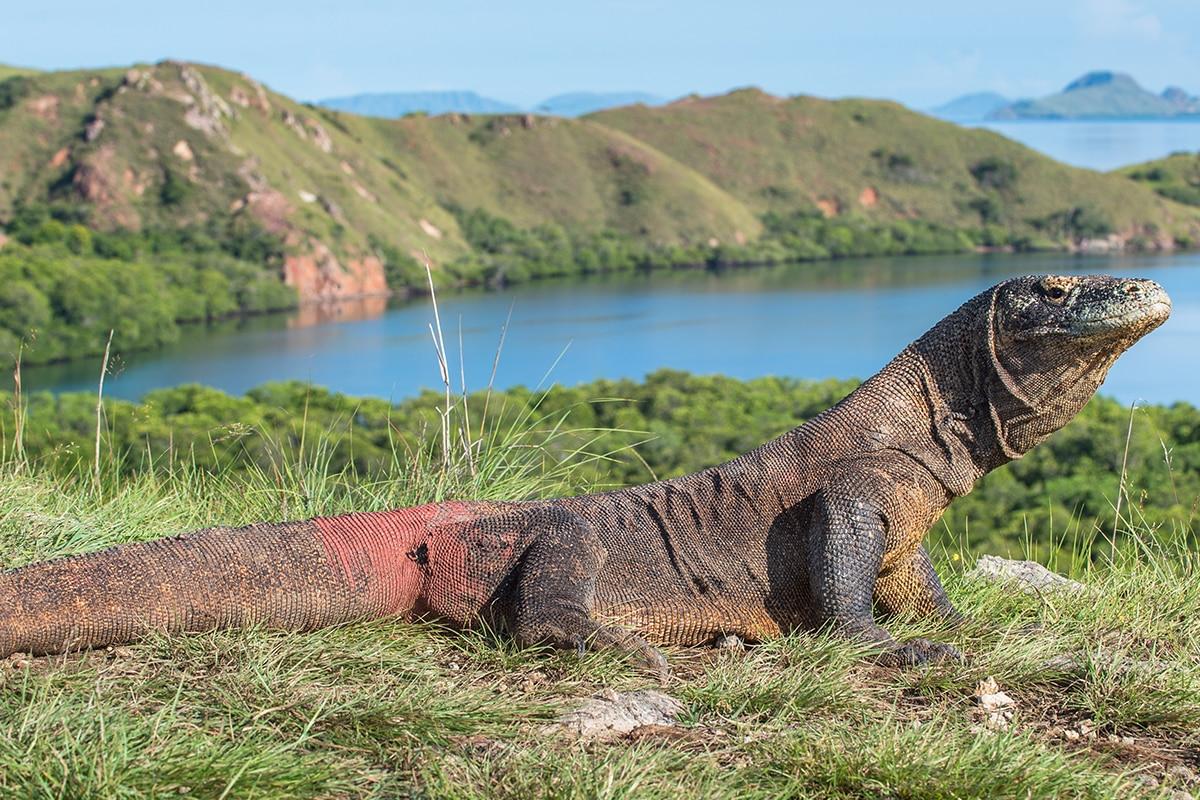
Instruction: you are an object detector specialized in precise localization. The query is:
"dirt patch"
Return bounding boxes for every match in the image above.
[351,182,376,202]
[25,94,59,122]
[244,189,292,235]
[816,198,840,218]
[858,186,879,207]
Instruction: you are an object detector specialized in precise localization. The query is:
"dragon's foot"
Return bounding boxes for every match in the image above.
[875,637,964,668]
[584,625,671,682]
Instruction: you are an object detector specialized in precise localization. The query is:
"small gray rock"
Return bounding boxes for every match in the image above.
[967,555,1086,596]
[551,689,684,741]
[714,634,745,651]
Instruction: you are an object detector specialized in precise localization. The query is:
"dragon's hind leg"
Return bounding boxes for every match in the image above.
[505,506,669,679]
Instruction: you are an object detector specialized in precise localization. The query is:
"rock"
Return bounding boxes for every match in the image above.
[282,241,388,302]
[172,139,194,162]
[967,555,1086,596]
[280,110,334,153]
[974,676,1015,711]
[84,116,105,142]
[418,218,443,239]
[297,190,317,204]
[551,689,684,742]
[305,118,334,154]
[230,75,271,113]
[714,634,745,651]
[320,197,345,223]
[972,676,1016,729]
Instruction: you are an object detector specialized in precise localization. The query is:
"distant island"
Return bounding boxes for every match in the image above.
[318,90,665,119]
[929,92,1011,123]
[933,71,1200,121]
[318,91,521,117]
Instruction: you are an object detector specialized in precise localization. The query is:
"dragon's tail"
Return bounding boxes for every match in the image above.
[0,518,419,658]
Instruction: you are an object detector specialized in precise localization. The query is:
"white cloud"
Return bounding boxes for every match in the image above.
[1079,0,1163,40]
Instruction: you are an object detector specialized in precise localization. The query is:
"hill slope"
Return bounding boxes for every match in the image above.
[590,89,1197,243]
[0,61,1197,310]
[1121,152,1200,207]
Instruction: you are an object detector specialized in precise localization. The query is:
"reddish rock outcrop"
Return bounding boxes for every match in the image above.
[283,242,388,302]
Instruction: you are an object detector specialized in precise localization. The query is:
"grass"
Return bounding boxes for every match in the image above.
[0,399,1199,799]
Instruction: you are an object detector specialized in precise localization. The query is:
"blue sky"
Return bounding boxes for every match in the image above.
[2,1,1197,107]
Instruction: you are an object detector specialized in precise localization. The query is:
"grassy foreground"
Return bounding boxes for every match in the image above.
[0,410,1198,799]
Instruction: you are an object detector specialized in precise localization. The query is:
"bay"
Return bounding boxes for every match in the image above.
[13,251,1198,407]
[972,119,1200,171]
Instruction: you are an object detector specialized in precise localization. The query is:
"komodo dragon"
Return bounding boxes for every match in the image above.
[0,274,1172,672]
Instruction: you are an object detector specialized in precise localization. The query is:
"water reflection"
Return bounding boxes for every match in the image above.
[288,296,390,328]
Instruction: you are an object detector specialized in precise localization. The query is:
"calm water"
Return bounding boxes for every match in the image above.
[973,119,1200,171]
[13,251,1199,406]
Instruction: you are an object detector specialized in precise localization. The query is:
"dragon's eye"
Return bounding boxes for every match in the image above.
[1041,284,1068,303]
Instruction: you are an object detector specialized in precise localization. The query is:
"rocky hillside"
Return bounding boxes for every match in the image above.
[1,61,1197,305]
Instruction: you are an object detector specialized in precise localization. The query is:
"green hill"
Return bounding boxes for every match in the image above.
[4,63,1198,275]
[1121,151,1200,207]
[0,60,1196,350]
[589,88,1196,245]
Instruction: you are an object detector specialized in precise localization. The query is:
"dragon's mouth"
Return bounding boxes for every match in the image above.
[1072,281,1171,337]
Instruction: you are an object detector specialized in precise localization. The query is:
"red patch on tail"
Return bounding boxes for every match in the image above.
[312,502,472,617]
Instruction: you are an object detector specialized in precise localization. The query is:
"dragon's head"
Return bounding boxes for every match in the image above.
[983,274,1170,456]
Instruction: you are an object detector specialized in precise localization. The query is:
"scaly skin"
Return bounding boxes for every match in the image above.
[0,275,1172,672]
